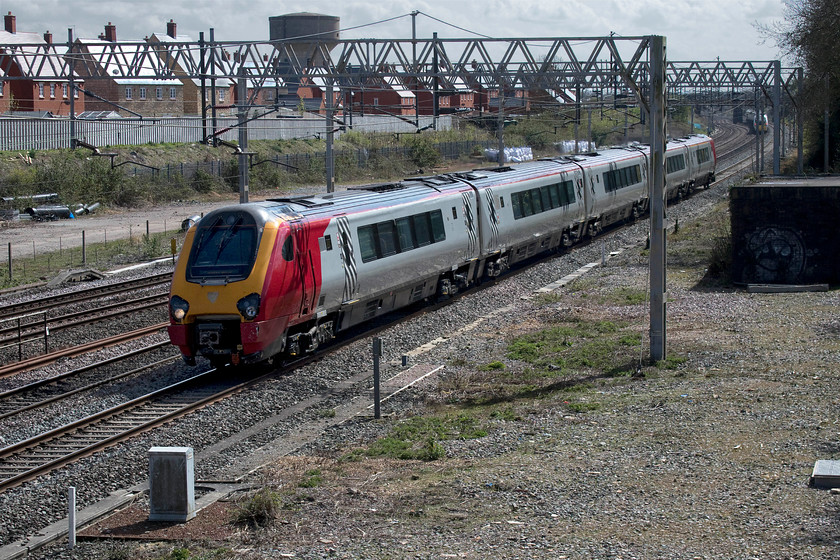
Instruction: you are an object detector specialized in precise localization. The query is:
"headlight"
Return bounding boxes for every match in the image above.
[169,295,190,322]
[237,293,261,321]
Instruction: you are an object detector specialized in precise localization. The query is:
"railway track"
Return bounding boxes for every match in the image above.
[0,322,168,378]
[0,126,763,496]
[0,292,167,348]
[0,369,231,493]
[0,271,171,323]
[0,341,177,421]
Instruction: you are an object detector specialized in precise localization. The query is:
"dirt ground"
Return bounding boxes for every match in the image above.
[1,199,235,262]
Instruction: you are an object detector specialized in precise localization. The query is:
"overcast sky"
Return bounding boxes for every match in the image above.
[1,0,787,62]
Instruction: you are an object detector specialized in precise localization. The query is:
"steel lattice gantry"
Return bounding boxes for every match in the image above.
[0,33,803,361]
[0,35,800,170]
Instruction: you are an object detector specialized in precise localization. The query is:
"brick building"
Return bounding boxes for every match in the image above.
[73,22,181,117]
[0,12,83,116]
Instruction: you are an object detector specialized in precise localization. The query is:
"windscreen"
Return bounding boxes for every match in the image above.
[186,210,261,283]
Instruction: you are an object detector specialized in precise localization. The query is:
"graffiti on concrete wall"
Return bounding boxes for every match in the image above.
[743,226,814,283]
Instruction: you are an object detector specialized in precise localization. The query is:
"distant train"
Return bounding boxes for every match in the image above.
[745,109,768,134]
[168,135,716,366]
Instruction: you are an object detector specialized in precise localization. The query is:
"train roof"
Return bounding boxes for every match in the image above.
[237,134,713,222]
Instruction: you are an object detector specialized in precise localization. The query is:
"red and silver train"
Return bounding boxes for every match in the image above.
[168,135,715,366]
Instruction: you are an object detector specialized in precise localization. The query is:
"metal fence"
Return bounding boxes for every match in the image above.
[0,114,453,152]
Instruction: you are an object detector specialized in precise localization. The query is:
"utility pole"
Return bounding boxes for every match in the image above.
[67,28,76,149]
[200,32,208,143]
[237,67,249,204]
[411,11,419,129]
[772,60,781,175]
[433,32,439,130]
[326,80,335,192]
[649,35,667,363]
[497,84,505,166]
[210,28,218,147]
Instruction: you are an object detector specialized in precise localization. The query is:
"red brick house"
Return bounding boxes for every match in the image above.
[73,22,182,117]
[347,74,415,117]
[0,12,83,116]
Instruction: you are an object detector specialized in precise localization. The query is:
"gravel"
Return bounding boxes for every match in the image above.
[3,164,839,559]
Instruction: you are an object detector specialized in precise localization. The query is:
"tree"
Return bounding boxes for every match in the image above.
[759,0,840,170]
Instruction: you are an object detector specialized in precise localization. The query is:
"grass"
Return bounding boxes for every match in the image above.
[342,413,488,462]
[0,229,185,288]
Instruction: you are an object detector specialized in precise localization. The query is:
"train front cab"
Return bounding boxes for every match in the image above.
[168,206,303,367]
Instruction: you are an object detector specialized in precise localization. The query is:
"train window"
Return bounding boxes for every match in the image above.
[358,226,378,262]
[413,214,432,247]
[539,186,552,211]
[452,207,458,220]
[396,217,416,251]
[512,194,523,219]
[666,154,686,174]
[563,181,575,204]
[186,211,260,283]
[604,166,640,192]
[430,210,446,242]
[520,191,534,217]
[696,147,711,164]
[282,235,294,261]
[376,221,399,257]
[548,184,561,208]
[499,196,505,208]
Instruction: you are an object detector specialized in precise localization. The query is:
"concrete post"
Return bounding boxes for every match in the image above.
[649,35,667,363]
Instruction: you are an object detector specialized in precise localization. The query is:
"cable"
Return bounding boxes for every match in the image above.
[415,11,493,39]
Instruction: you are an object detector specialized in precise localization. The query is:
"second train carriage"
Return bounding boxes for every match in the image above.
[168,135,716,365]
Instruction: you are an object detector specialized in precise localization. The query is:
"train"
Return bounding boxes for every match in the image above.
[168,135,716,366]
[745,109,768,134]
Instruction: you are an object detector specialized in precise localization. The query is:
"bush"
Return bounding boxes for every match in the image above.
[191,169,217,194]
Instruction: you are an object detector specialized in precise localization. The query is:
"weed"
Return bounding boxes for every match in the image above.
[610,287,648,305]
[657,355,687,370]
[231,488,281,528]
[299,469,323,488]
[565,401,601,413]
[481,361,506,371]
[491,406,520,421]
[169,548,191,560]
[103,541,132,560]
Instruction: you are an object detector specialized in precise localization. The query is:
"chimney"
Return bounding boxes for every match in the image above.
[167,19,177,39]
[104,22,116,42]
[4,12,15,33]
[43,30,53,44]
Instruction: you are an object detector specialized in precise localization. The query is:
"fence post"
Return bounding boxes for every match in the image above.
[7,242,11,282]
[82,230,86,265]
